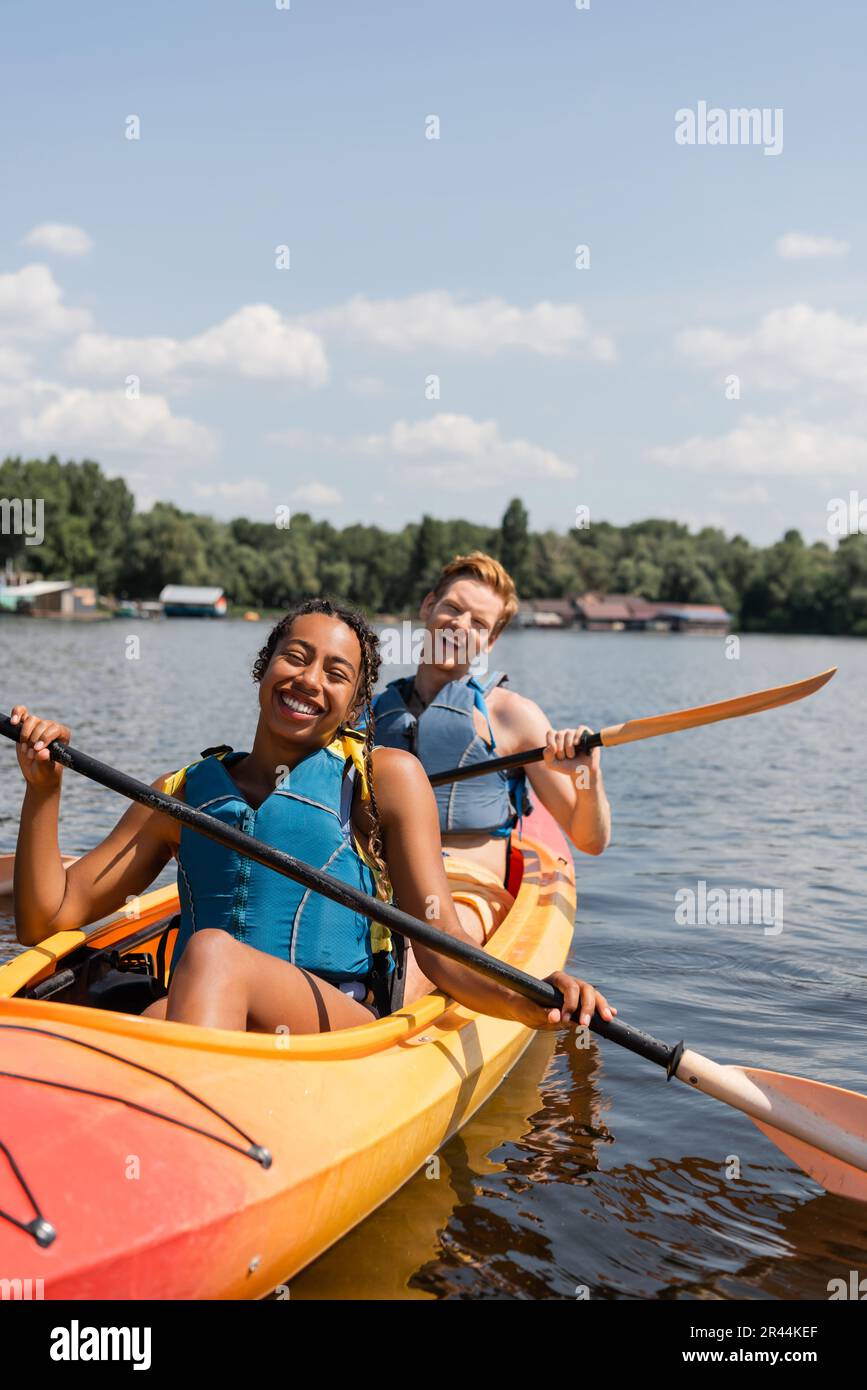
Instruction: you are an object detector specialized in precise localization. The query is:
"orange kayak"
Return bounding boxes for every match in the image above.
[0,803,574,1299]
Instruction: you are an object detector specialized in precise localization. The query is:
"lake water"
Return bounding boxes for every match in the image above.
[1,618,865,1298]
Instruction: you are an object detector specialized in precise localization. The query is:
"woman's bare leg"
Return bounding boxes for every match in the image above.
[141,901,496,1018]
[140,996,168,1019]
[158,929,374,1032]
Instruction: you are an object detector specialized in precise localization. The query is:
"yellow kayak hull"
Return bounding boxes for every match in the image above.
[0,810,575,1299]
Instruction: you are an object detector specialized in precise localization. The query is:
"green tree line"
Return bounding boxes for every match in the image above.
[2,458,866,634]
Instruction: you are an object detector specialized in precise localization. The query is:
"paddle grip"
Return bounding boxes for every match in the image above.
[428,729,604,787]
[586,1013,683,1072]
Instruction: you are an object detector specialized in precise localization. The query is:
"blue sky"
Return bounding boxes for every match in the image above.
[1,0,865,544]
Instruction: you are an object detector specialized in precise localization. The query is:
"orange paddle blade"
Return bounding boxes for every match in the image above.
[599,667,836,748]
[752,1120,867,1202]
[743,1067,867,1201]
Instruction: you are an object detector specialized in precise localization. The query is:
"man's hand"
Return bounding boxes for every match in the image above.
[542,725,601,779]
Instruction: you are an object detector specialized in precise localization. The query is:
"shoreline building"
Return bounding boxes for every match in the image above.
[573,593,663,631]
[650,602,732,634]
[515,598,579,628]
[517,592,733,634]
[0,579,99,618]
[159,585,227,618]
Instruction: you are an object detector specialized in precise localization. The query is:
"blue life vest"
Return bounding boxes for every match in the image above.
[170,740,388,986]
[372,671,530,837]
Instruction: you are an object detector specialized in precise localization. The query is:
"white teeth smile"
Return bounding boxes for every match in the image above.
[279,693,321,716]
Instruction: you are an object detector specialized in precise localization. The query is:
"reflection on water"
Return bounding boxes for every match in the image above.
[290,1032,564,1300]
[2,622,866,1298]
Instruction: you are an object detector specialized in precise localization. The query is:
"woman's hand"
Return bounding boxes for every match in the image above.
[509,970,616,1031]
[10,706,69,790]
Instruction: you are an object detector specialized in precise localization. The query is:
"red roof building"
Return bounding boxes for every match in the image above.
[572,594,731,633]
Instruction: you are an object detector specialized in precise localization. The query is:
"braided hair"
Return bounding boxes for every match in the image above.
[252,598,391,901]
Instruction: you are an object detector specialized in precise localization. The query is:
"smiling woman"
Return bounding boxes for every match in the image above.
[9,598,613,1038]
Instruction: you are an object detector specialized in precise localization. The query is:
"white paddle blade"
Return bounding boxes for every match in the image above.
[751,1118,867,1201]
[742,1067,867,1200]
[676,1050,867,1202]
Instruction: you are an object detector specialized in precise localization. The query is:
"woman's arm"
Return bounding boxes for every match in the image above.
[367,747,615,1029]
[11,706,179,946]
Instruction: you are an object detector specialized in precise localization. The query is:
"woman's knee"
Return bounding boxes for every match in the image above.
[175,928,243,976]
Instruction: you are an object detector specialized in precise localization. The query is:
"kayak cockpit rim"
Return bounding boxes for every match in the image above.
[0,837,575,1062]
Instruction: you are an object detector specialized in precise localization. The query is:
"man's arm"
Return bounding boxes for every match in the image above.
[494,692,611,855]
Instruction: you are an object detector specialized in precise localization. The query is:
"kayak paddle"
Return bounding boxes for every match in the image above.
[4,668,833,887]
[1,710,865,1203]
[428,666,837,785]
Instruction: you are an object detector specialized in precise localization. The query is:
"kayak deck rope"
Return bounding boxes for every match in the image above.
[0,1137,56,1248]
[0,1022,272,1246]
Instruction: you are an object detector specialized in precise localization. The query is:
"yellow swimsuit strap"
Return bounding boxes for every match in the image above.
[162,746,232,799]
[328,730,394,954]
[162,765,188,797]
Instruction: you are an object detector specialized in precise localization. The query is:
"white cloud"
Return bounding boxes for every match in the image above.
[267,415,575,490]
[22,223,93,257]
[712,483,771,505]
[304,290,615,359]
[64,304,329,388]
[676,304,867,393]
[359,413,576,490]
[291,481,343,506]
[5,381,217,459]
[651,415,867,478]
[184,306,328,386]
[675,326,750,361]
[0,264,92,340]
[66,332,180,380]
[0,346,34,380]
[775,232,850,260]
[186,483,341,517]
[192,479,270,500]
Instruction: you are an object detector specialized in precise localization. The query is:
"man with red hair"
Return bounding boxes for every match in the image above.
[373,552,610,996]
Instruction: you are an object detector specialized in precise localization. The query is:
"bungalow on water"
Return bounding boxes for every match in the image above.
[574,593,731,633]
[0,580,99,619]
[159,585,227,617]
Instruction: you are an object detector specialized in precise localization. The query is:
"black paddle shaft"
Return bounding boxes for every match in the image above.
[0,713,680,1073]
[428,729,604,787]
